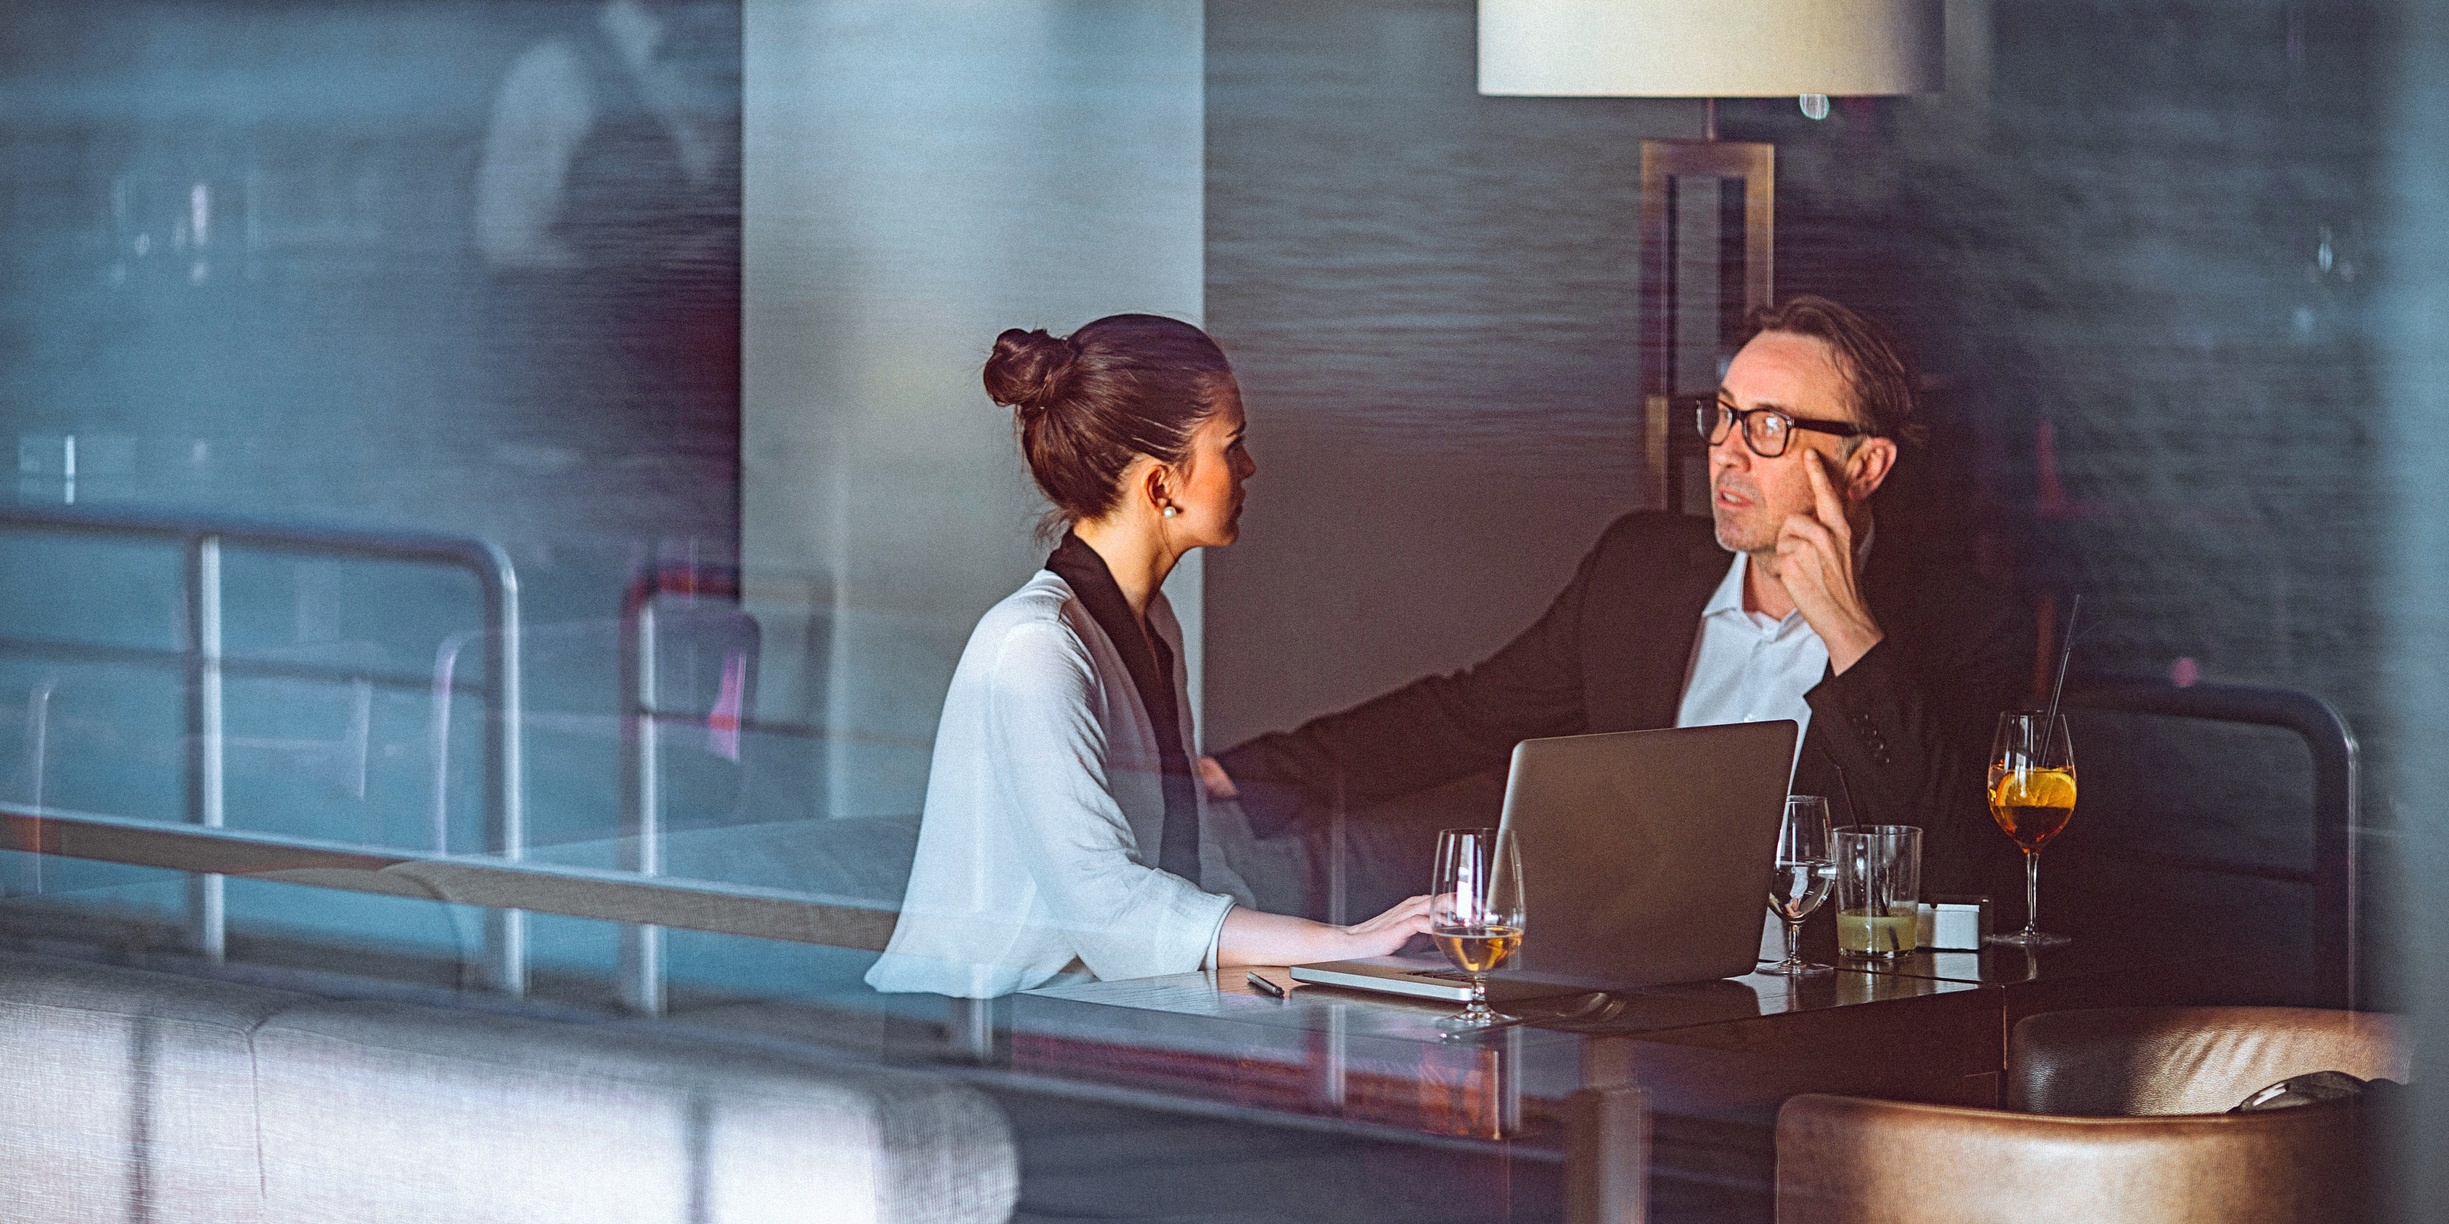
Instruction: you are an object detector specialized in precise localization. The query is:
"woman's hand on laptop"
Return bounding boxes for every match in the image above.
[1336,893,1436,959]
[1196,755,1239,801]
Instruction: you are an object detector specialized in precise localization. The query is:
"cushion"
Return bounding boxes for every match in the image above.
[252,999,1015,1224]
[0,951,311,1224]
[2010,1007,2410,1116]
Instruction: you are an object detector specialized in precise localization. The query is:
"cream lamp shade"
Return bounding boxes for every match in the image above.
[1478,0,1944,97]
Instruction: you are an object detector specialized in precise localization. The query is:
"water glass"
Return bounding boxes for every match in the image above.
[1762,796,1835,976]
[1834,825,1922,960]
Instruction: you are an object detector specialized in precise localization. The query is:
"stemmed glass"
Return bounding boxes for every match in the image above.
[1430,827,1526,1032]
[1762,796,1835,976]
[1984,712,2077,949]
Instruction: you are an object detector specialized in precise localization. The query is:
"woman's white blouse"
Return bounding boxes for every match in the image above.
[865,570,1251,998]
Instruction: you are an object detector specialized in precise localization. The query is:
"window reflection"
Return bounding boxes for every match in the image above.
[0,0,750,1003]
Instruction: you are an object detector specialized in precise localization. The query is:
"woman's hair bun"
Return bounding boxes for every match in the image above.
[983,328,1080,414]
[983,313,1232,529]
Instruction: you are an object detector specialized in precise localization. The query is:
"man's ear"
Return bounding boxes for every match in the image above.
[1846,438,1898,503]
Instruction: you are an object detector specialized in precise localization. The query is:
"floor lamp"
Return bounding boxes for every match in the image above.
[1479,0,1943,513]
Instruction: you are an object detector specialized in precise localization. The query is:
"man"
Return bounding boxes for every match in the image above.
[1203,295,2034,906]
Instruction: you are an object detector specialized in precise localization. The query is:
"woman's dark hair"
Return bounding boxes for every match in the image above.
[1743,295,1928,447]
[983,314,1234,524]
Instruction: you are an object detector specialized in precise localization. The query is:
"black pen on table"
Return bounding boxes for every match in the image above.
[1245,970,1288,999]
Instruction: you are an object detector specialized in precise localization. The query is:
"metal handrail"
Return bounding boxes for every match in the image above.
[0,506,525,993]
[0,801,894,952]
[617,563,749,1015]
[0,632,472,696]
[2062,675,2359,1007]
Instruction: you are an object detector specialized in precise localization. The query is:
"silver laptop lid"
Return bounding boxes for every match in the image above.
[1498,721,1796,989]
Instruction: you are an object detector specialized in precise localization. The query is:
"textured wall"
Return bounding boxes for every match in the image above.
[1204,0,1692,748]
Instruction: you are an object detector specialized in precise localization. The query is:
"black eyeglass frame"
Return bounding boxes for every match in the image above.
[1685,395,1871,459]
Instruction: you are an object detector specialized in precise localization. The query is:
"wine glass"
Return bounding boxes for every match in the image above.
[1430,827,1525,1032]
[1984,711,2077,949]
[1762,796,1834,976]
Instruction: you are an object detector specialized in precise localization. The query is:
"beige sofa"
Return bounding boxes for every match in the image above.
[0,951,1016,1224]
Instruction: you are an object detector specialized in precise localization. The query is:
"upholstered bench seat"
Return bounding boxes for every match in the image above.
[0,953,312,1223]
[0,951,1017,1224]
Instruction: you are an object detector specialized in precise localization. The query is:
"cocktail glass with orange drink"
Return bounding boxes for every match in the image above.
[1985,711,2076,948]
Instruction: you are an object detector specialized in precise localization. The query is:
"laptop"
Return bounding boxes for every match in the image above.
[1288,720,1797,1001]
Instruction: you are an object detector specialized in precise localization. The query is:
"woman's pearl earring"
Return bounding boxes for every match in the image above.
[1161,505,1179,519]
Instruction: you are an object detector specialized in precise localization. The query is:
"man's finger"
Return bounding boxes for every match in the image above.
[1805,450,1850,534]
[1779,513,1835,554]
[1776,528,1826,580]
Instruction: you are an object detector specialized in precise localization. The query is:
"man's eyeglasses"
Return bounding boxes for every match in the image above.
[1685,396,1870,459]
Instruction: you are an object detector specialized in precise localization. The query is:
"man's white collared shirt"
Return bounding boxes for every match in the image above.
[1674,550,1827,762]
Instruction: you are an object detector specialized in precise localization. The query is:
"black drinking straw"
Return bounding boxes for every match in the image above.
[1830,757,1861,829]
[2038,593,2083,753]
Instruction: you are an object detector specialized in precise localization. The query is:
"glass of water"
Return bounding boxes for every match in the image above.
[1835,825,1923,960]
[1762,796,1835,976]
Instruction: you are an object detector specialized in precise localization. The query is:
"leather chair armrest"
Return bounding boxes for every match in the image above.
[1775,1093,2367,1224]
[2010,1006,2410,1116]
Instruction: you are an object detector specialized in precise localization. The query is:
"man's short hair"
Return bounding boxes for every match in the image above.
[1743,295,1928,447]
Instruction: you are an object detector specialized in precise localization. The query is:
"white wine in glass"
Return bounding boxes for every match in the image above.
[1431,827,1525,1031]
[1431,926,1524,974]
[1985,711,2076,949]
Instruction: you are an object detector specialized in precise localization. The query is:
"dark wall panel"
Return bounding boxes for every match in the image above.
[1205,0,1689,746]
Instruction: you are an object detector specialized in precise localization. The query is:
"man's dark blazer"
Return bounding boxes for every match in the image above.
[1215,511,2037,893]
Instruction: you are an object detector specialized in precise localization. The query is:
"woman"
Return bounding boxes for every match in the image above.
[866,314,1432,998]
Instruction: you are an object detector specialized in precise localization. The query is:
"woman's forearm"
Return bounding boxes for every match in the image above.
[1214,894,1435,968]
[1215,908,1344,968]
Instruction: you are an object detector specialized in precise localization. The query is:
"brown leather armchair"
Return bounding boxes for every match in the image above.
[1776,1094,2366,1224]
[1774,1008,2404,1224]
